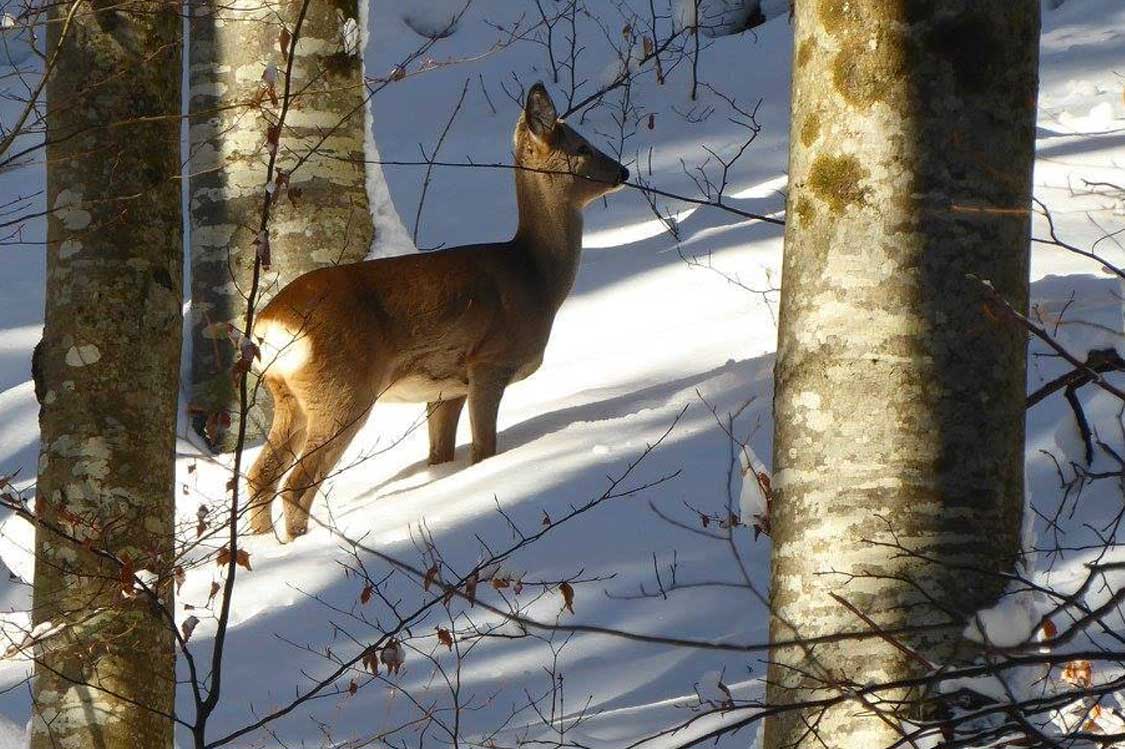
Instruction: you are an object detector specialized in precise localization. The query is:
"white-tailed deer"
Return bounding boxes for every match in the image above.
[247,83,629,539]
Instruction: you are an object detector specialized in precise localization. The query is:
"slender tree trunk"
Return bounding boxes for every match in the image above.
[188,0,373,451]
[30,0,182,744]
[765,2,1039,747]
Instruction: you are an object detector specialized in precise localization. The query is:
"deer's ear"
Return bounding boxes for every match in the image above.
[524,82,557,141]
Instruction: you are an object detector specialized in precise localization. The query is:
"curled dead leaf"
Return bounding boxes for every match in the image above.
[361,645,379,674]
[423,563,439,592]
[118,551,136,597]
[181,615,200,642]
[559,581,575,614]
[464,573,479,606]
[196,505,209,538]
[216,546,252,571]
[279,27,291,59]
[381,639,405,674]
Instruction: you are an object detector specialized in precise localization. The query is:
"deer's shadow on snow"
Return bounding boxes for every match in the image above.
[345,356,771,508]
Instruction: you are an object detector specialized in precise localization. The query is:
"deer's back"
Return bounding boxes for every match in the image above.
[257,242,556,400]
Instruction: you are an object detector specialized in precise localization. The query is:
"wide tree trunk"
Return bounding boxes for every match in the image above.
[188,0,373,451]
[30,0,182,744]
[765,2,1040,747]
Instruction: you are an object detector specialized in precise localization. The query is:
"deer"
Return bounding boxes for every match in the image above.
[246,83,630,540]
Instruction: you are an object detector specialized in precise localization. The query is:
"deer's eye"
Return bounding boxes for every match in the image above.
[577,144,592,157]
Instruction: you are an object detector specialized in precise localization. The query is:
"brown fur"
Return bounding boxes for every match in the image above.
[246,83,628,539]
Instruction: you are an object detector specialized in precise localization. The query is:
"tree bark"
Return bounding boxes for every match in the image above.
[188,0,373,451]
[31,0,182,745]
[765,2,1039,747]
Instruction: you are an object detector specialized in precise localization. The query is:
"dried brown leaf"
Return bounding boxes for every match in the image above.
[464,573,478,606]
[181,615,200,642]
[423,563,439,592]
[279,27,291,59]
[559,581,575,614]
[118,551,136,597]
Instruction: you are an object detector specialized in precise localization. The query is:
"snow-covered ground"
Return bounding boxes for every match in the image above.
[0,0,1123,746]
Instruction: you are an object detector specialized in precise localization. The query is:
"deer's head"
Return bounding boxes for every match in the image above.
[513,83,629,208]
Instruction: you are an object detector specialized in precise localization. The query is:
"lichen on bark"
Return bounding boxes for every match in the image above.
[33,0,182,745]
[808,153,869,213]
[188,0,374,451]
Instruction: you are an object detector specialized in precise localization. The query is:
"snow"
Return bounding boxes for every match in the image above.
[0,0,32,68]
[0,716,23,749]
[400,0,464,40]
[0,0,1122,746]
[360,0,416,259]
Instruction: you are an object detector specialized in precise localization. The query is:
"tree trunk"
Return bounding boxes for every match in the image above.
[765,2,1039,747]
[30,0,182,744]
[188,0,373,451]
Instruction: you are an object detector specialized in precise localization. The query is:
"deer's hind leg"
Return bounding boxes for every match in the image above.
[247,376,308,534]
[280,392,372,540]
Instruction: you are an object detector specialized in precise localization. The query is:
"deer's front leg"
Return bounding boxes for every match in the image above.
[427,396,466,465]
[467,366,514,463]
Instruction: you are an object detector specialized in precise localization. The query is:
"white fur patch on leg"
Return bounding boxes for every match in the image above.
[255,320,311,378]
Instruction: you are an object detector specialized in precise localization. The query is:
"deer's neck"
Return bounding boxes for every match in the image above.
[513,173,584,309]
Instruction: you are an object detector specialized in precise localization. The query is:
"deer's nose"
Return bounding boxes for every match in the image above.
[619,166,630,183]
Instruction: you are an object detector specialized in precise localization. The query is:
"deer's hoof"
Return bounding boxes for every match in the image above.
[282,520,308,543]
[470,446,497,464]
